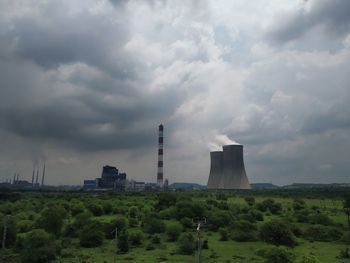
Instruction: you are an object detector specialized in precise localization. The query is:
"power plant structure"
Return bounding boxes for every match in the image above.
[207,144,251,189]
[157,124,164,187]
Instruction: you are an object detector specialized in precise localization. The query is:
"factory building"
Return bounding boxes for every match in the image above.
[207,144,251,189]
[84,165,127,191]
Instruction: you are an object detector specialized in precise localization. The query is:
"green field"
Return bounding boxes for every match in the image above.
[1,189,350,263]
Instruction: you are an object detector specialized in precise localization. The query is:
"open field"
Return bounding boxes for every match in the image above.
[1,188,350,263]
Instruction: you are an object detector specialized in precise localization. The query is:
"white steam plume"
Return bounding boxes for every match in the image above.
[208,134,241,151]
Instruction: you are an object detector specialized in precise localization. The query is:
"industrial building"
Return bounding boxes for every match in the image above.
[84,165,127,191]
[207,144,251,189]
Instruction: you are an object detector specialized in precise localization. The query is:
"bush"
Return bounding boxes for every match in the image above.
[69,202,85,216]
[303,225,342,242]
[104,216,128,239]
[219,228,229,241]
[309,213,333,226]
[298,255,321,263]
[128,206,139,219]
[245,196,255,206]
[17,220,34,233]
[117,229,129,253]
[73,212,93,229]
[0,217,17,247]
[36,205,66,236]
[79,225,104,248]
[261,247,295,263]
[151,234,161,244]
[166,222,183,241]
[180,217,193,229]
[20,229,57,263]
[257,199,282,214]
[85,202,104,216]
[259,220,296,247]
[338,248,350,259]
[177,233,195,255]
[143,214,165,233]
[129,230,143,246]
[231,229,257,242]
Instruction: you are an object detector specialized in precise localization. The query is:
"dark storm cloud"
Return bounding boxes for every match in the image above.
[0,1,186,153]
[9,1,132,77]
[267,0,350,44]
[301,113,350,135]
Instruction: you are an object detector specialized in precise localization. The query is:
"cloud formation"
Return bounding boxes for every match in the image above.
[0,0,349,186]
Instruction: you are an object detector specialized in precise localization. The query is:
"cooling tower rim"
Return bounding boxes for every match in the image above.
[223,144,243,148]
[210,151,223,154]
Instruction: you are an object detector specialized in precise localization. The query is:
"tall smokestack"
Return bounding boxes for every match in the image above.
[157,124,164,186]
[13,173,16,184]
[221,145,250,189]
[31,166,35,186]
[207,151,224,189]
[35,168,39,186]
[17,173,19,182]
[41,162,46,187]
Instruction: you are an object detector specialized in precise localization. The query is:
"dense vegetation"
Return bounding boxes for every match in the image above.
[0,188,350,263]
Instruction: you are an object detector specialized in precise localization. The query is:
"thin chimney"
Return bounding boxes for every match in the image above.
[41,162,46,187]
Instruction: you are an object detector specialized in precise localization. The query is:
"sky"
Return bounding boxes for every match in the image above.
[0,0,350,186]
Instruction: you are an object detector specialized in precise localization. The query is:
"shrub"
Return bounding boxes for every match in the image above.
[177,233,195,255]
[17,220,34,233]
[69,202,85,216]
[293,199,306,211]
[245,196,255,206]
[143,214,165,233]
[36,205,66,236]
[166,222,183,241]
[303,225,342,242]
[85,202,104,216]
[338,248,350,259]
[259,220,296,247]
[129,230,143,246]
[128,206,139,218]
[180,217,193,229]
[73,212,93,229]
[151,234,161,244]
[299,255,321,263]
[104,216,128,239]
[20,229,58,263]
[257,199,282,214]
[309,213,333,226]
[79,225,104,248]
[117,229,129,253]
[261,247,295,263]
[219,228,229,241]
[231,229,257,242]
[202,239,209,249]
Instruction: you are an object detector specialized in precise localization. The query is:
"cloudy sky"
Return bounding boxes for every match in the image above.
[1,0,350,186]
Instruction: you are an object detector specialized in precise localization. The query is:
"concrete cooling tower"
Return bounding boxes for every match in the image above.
[207,151,223,189]
[207,144,250,189]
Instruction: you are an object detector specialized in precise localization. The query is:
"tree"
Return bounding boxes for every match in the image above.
[85,202,104,216]
[36,205,66,236]
[0,215,17,247]
[20,229,57,263]
[79,224,104,248]
[262,247,295,263]
[219,228,229,241]
[117,229,129,253]
[299,255,321,263]
[143,214,165,233]
[128,206,139,219]
[245,196,255,206]
[259,220,296,247]
[344,194,350,230]
[166,222,183,241]
[129,230,143,246]
[177,233,195,255]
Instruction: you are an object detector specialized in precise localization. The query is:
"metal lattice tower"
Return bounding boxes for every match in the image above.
[157,124,164,186]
